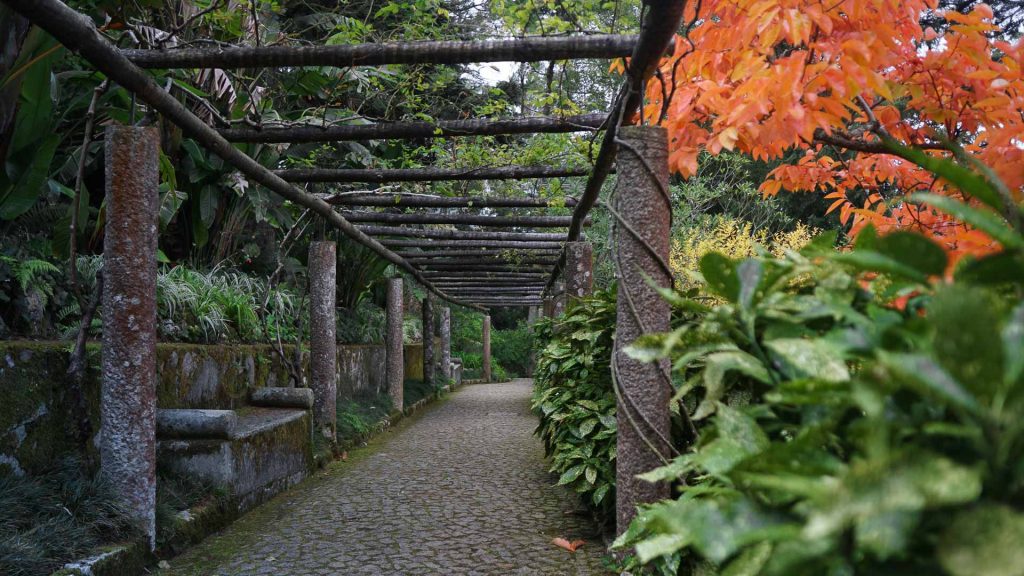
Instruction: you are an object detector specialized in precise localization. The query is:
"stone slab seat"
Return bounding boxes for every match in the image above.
[157,405,313,512]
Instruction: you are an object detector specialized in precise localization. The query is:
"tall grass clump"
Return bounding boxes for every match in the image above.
[0,460,136,576]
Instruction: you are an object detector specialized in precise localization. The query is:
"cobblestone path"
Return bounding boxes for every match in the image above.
[166,380,610,575]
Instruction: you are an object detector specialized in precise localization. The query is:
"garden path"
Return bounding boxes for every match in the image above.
[165,380,609,575]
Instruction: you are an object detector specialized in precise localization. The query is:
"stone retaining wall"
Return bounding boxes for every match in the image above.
[0,340,430,477]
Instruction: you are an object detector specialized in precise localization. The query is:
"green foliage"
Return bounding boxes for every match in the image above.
[0,459,136,576]
[492,321,534,378]
[613,202,1024,575]
[532,287,618,522]
[336,393,393,447]
[336,300,386,344]
[404,378,443,407]
[156,265,303,343]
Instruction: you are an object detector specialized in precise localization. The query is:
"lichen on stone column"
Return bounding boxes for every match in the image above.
[440,307,452,382]
[482,314,492,382]
[308,240,337,442]
[386,277,404,412]
[101,124,159,549]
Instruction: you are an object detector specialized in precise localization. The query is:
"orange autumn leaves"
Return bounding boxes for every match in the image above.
[643,0,1023,263]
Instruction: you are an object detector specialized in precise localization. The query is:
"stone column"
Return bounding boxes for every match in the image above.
[542,297,555,318]
[565,241,594,302]
[386,277,404,412]
[527,305,540,376]
[553,279,567,317]
[101,125,159,549]
[308,240,336,442]
[482,314,492,382]
[613,125,672,534]
[422,294,435,387]
[440,307,452,382]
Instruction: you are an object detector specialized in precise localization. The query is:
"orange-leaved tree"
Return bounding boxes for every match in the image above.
[640,0,1023,265]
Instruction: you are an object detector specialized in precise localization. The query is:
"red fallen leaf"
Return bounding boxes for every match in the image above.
[552,537,585,553]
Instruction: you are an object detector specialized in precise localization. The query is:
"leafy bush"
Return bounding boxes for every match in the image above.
[670,217,817,290]
[336,300,386,344]
[492,321,534,378]
[613,213,1024,575]
[0,459,136,576]
[532,287,618,522]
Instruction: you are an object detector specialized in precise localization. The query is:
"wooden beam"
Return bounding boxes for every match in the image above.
[384,239,563,250]
[281,165,594,183]
[123,34,637,69]
[408,257,557,266]
[2,0,486,313]
[424,272,547,279]
[325,194,577,209]
[432,278,548,284]
[419,265,551,272]
[395,250,560,258]
[365,226,564,241]
[341,212,583,228]
[219,114,605,143]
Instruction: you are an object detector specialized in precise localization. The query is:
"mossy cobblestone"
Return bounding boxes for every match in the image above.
[164,380,609,575]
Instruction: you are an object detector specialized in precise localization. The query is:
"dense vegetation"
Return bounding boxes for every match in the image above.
[532,288,618,523]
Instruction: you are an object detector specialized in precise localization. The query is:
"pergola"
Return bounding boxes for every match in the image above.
[3,0,684,547]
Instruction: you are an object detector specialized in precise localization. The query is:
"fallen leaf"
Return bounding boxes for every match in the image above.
[552,537,586,552]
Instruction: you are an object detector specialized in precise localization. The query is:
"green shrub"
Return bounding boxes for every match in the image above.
[336,300,386,344]
[492,322,534,377]
[613,218,1024,575]
[532,287,618,523]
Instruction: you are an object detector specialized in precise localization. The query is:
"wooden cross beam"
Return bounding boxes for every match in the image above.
[341,212,584,228]
[382,239,564,250]
[408,257,558,266]
[122,34,637,69]
[365,226,564,240]
[394,250,561,258]
[220,114,606,143]
[325,194,577,209]
[280,165,592,183]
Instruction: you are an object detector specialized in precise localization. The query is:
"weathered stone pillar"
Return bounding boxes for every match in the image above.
[440,307,452,382]
[542,296,555,318]
[613,125,672,534]
[565,241,594,302]
[527,305,540,376]
[386,277,404,412]
[101,125,159,548]
[482,314,492,382]
[308,240,336,442]
[553,279,567,317]
[422,294,435,386]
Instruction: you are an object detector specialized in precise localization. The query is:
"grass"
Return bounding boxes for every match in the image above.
[403,378,443,407]
[336,393,392,449]
[155,467,230,549]
[0,459,136,576]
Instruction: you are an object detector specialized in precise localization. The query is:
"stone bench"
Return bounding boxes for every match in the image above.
[156,388,314,511]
